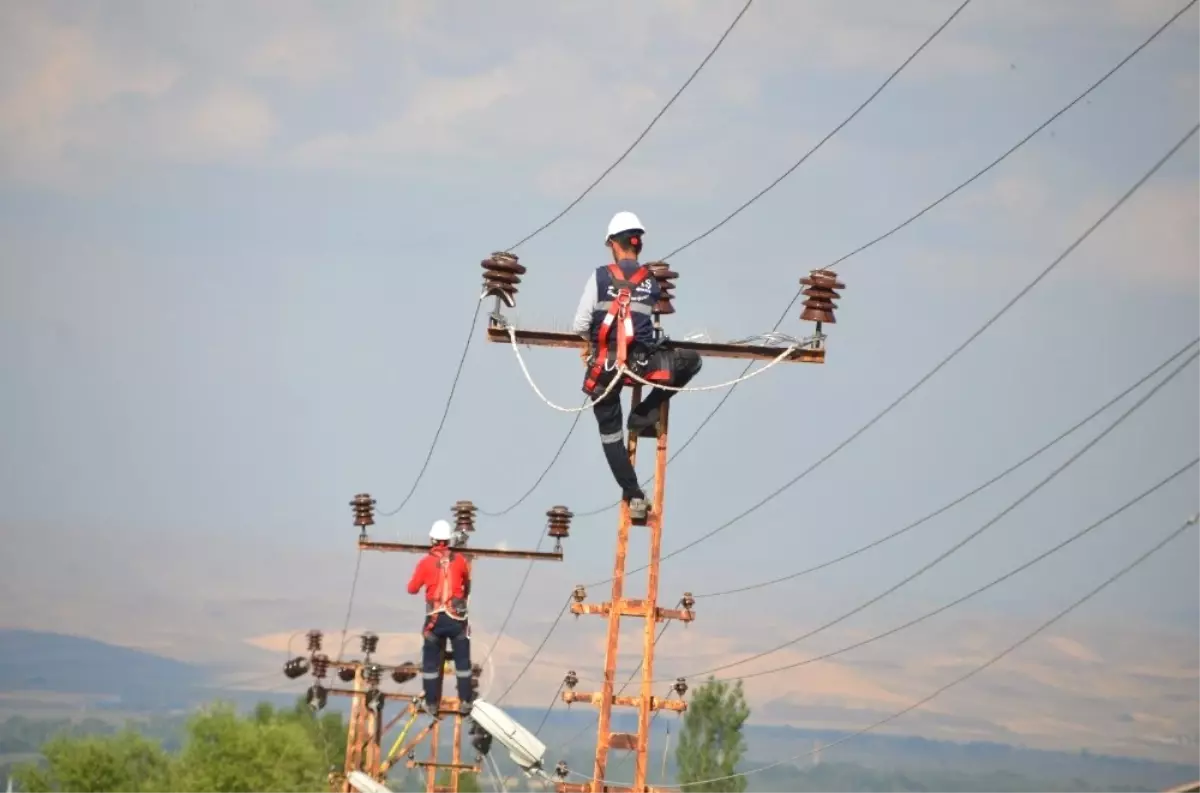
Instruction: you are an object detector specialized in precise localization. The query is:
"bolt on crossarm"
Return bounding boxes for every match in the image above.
[477,253,846,791]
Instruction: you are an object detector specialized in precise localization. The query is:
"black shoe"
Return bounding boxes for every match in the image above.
[459,700,473,717]
[417,699,441,719]
[627,407,660,437]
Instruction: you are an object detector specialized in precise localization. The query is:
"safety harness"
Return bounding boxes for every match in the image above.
[424,548,468,624]
[584,263,654,395]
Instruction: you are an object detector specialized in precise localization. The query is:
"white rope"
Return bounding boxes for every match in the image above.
[504,325,623,412]
[620,340,803,392]
[504,322,809,408]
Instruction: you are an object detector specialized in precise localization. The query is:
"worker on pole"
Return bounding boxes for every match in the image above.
[406,519,474,717]
[572,211,702,521]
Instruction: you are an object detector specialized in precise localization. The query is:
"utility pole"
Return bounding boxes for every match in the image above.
[281,629,479,792]
[344,493,573,792]
[479,253,844,792]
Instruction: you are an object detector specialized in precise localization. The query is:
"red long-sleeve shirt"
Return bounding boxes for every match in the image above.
[407,548,470,600]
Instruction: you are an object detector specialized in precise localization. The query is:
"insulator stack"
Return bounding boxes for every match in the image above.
[361,632,379,656]
[555,761,569,780]
[365,689,384,710]
[452,500,478,534]
[311,653,330,679]
[472,663,484,678]
[673,678,688,698]
[392,662,418,685]
[647,261,678,315]
[546,505,573,539]
[351,493,376,530]
[283,657,310,679]
[306,629,323,653]
[365,663,383,688]
[338,666,356,683]
[799,269,845,325]
[572,585,587,603]
[681,592,695,611]
[481,252,525,309]
[564,670,579,690]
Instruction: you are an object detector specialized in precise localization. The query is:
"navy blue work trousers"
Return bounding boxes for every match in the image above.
[421,612,473,706]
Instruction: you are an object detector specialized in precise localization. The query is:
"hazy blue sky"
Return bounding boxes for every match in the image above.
[1,0,1197,762]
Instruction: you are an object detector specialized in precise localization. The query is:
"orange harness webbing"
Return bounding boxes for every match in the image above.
[584,263,650,394]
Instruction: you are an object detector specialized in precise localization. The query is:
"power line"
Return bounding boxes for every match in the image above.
[603,121,1199,576]
[379,303,484,518]
[657,347,1197,680]
[695,336,1199,598]
[478,411,582,517]
[494,594,573,706]
[661,0,974,260]
[683,457,1199,685]
[505,0,756,252]
[568,0,1198,518]
[497,122,1199,696]
[615,512,1200,790]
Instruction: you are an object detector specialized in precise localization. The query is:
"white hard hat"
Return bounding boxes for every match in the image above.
[606,211,645,241]
[429,519,453,542]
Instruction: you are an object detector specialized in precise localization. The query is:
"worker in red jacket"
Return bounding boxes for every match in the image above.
[407,519,474,716]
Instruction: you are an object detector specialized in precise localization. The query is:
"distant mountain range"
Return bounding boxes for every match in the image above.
[1,628,1196,791]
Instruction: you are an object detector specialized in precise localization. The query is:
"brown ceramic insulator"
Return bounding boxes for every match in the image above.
[452,500,477,533]
[654,299,676,315]
[673,677,688,697]
[482,269,522,285]
[681,592,695,611]
[306,629,323,653]
[564,670,579,689]
[361,632,379,656]
[350,493,376,527]
[546,505,573,538]
[572,584,587,603]
[311,653,330,679]
[391,662,418,684]
[365,663,384,688]
[799,269,845,324]
[471,663,484,678]
[482,252,527,275]
[338,666,356,683]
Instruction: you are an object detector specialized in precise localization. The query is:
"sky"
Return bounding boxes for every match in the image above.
[1,0,1198,766]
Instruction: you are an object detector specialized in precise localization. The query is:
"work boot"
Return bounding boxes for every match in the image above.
[416,698,441,719]
[627,497,649,525]
[626,406,660,438]
[459,699,473,717]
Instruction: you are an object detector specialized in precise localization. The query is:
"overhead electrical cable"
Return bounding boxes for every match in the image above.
[694,335,1199,598]
[496,122,1199,697]
[569,512,1200,790]
[567,0,1197,517]
[505,0,756,251]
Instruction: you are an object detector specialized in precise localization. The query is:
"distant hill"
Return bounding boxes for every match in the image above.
[0,629,212,711]
[1,629,1196,791]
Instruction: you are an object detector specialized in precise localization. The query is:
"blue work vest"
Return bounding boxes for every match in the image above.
[588,260,659,348]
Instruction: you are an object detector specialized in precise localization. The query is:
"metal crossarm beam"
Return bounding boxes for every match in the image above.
[485,323,826,364]
[358,539,563,562]
[561,691,686,712]
[570,599,694,622]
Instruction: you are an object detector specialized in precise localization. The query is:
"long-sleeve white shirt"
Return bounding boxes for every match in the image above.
[571,270,599,337]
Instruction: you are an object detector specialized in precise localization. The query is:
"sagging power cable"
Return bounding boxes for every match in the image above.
[496,122,1199,698]
[568,0,1198,518]
[695,335,1199,598]
[569,512,1200,790]
[505,0,757,252]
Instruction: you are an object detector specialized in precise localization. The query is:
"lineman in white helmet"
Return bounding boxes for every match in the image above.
[570,211,702,522]
[406,519,474,716]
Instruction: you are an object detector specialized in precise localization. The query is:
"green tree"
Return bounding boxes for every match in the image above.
[14,728,171,792]
[675,677,750,793]
[170,701,327,792]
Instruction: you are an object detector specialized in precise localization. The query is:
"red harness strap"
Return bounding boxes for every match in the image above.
[584,263,651,394]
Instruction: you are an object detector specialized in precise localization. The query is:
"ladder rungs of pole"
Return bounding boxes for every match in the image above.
[561,691,687,712]
[556,779,678,792]
[570,599,694,622]
[406,761,481,771]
